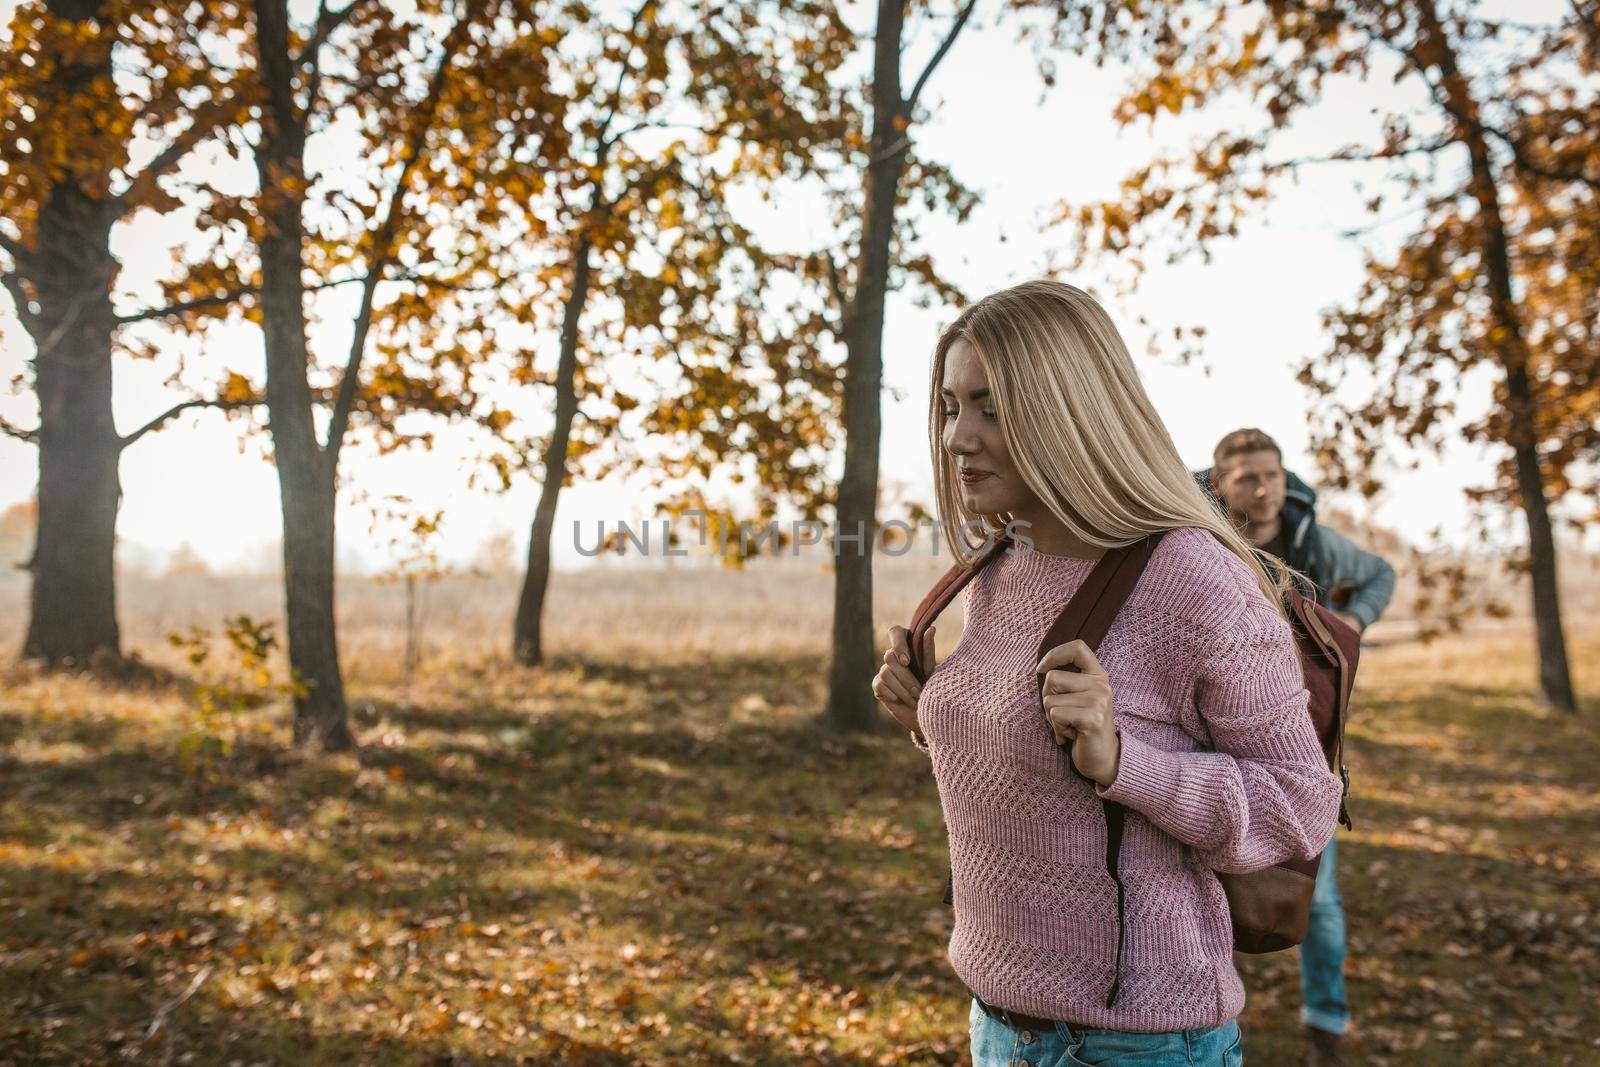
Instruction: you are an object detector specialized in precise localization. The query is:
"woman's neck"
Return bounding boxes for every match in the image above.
[1007,505,1104,559]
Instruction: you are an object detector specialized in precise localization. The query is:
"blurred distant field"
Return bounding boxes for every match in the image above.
[1,542,1598,668]
[1,556,1598,1064]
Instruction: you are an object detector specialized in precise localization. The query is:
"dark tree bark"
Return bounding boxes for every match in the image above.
[246,0,461,747]
[7,1,308,667]
[14,0,122,667]
[512,236,593,666]
[509,62,626,668]
[1415,1,1577,712]
[253,0,354,749]
[825,0,973,732]
[824,1,907,733]
[19,185,121,666]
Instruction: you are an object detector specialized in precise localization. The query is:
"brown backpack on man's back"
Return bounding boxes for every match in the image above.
[903,530,1359,1007]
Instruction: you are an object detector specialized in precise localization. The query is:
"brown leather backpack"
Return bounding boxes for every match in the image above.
[903,530,1359,1007]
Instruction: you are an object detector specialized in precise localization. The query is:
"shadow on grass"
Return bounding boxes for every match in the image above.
[7,647,1595,1063]
[1,652,961,1062]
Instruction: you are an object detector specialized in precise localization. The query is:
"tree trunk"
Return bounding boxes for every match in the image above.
[13,0,122,667]
[1416,1,1577,711]
[254,0,354,749]
[513,236,593,666]
[1506,397,1575,711]
[1480,255,1576,718]
[825,0,911,733]
[277,463,350,748]
[21,186,121,667]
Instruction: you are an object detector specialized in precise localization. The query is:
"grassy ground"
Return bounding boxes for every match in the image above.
[1,621,1597,1065]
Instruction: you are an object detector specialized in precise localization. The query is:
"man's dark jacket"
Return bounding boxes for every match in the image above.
[1193,466,1396,629]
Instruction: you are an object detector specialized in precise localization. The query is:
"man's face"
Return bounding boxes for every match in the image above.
[1215,450,1286,527]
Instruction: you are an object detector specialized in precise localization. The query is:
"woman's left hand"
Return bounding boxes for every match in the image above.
[1037,639,1120,787]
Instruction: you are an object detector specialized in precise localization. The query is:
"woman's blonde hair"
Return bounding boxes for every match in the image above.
[929,279,1299,614]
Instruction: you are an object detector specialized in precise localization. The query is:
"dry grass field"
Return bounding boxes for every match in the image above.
[0,557,1597,1065]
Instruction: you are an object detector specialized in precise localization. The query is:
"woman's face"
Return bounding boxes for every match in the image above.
[940,338,1032,515]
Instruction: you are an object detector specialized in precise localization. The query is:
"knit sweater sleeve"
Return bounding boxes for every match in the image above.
[1096,551,1343,873]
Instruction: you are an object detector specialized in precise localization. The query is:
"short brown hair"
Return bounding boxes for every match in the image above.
[1212,428,1282,476]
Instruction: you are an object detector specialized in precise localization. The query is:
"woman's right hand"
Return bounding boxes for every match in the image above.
[873,625,935,742]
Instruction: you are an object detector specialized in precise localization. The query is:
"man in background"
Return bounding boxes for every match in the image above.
[1198,428,1396,1067]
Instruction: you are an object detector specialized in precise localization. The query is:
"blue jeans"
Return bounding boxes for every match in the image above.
[1299,836,1349,1035]
[969,999,1243,1066]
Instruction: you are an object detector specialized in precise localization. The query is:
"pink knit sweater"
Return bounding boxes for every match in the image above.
[913,526,1342,1032]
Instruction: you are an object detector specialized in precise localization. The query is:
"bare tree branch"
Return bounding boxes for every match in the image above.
[1325,4,1599,193]
[116,0,382,215]
[1388,20,1600,193]
[601,118,707,151]
[298,0,385,121]
[302,0,334,119]
[116,288,254,325]
[325,6,471,465]
[117,87,254,212]
[1485,124,1600,191]
[1571,0,1600,49]
[300,0,380,61]
[118,397,259,451]
[0,269,40,335]
[1260,137,1456,173]
[114,273,367,325]
[0,415,39,444]
[325,264,383,461]
[904,0,980,116]
[824,253,849,332]
[594,0,661,152]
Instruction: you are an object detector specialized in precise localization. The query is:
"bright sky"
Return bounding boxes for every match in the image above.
[1,1,1587,576]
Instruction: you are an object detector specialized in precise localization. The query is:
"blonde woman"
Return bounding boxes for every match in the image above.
[871,280,1342,1066]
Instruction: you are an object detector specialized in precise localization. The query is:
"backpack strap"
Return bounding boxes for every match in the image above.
[918,532,1168,1000]
[1029,531,1166,1011]
[904,538,1011,911]
[905,535,1011,684]
[1291,591,1361,830]
[1038,533,1165,659]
